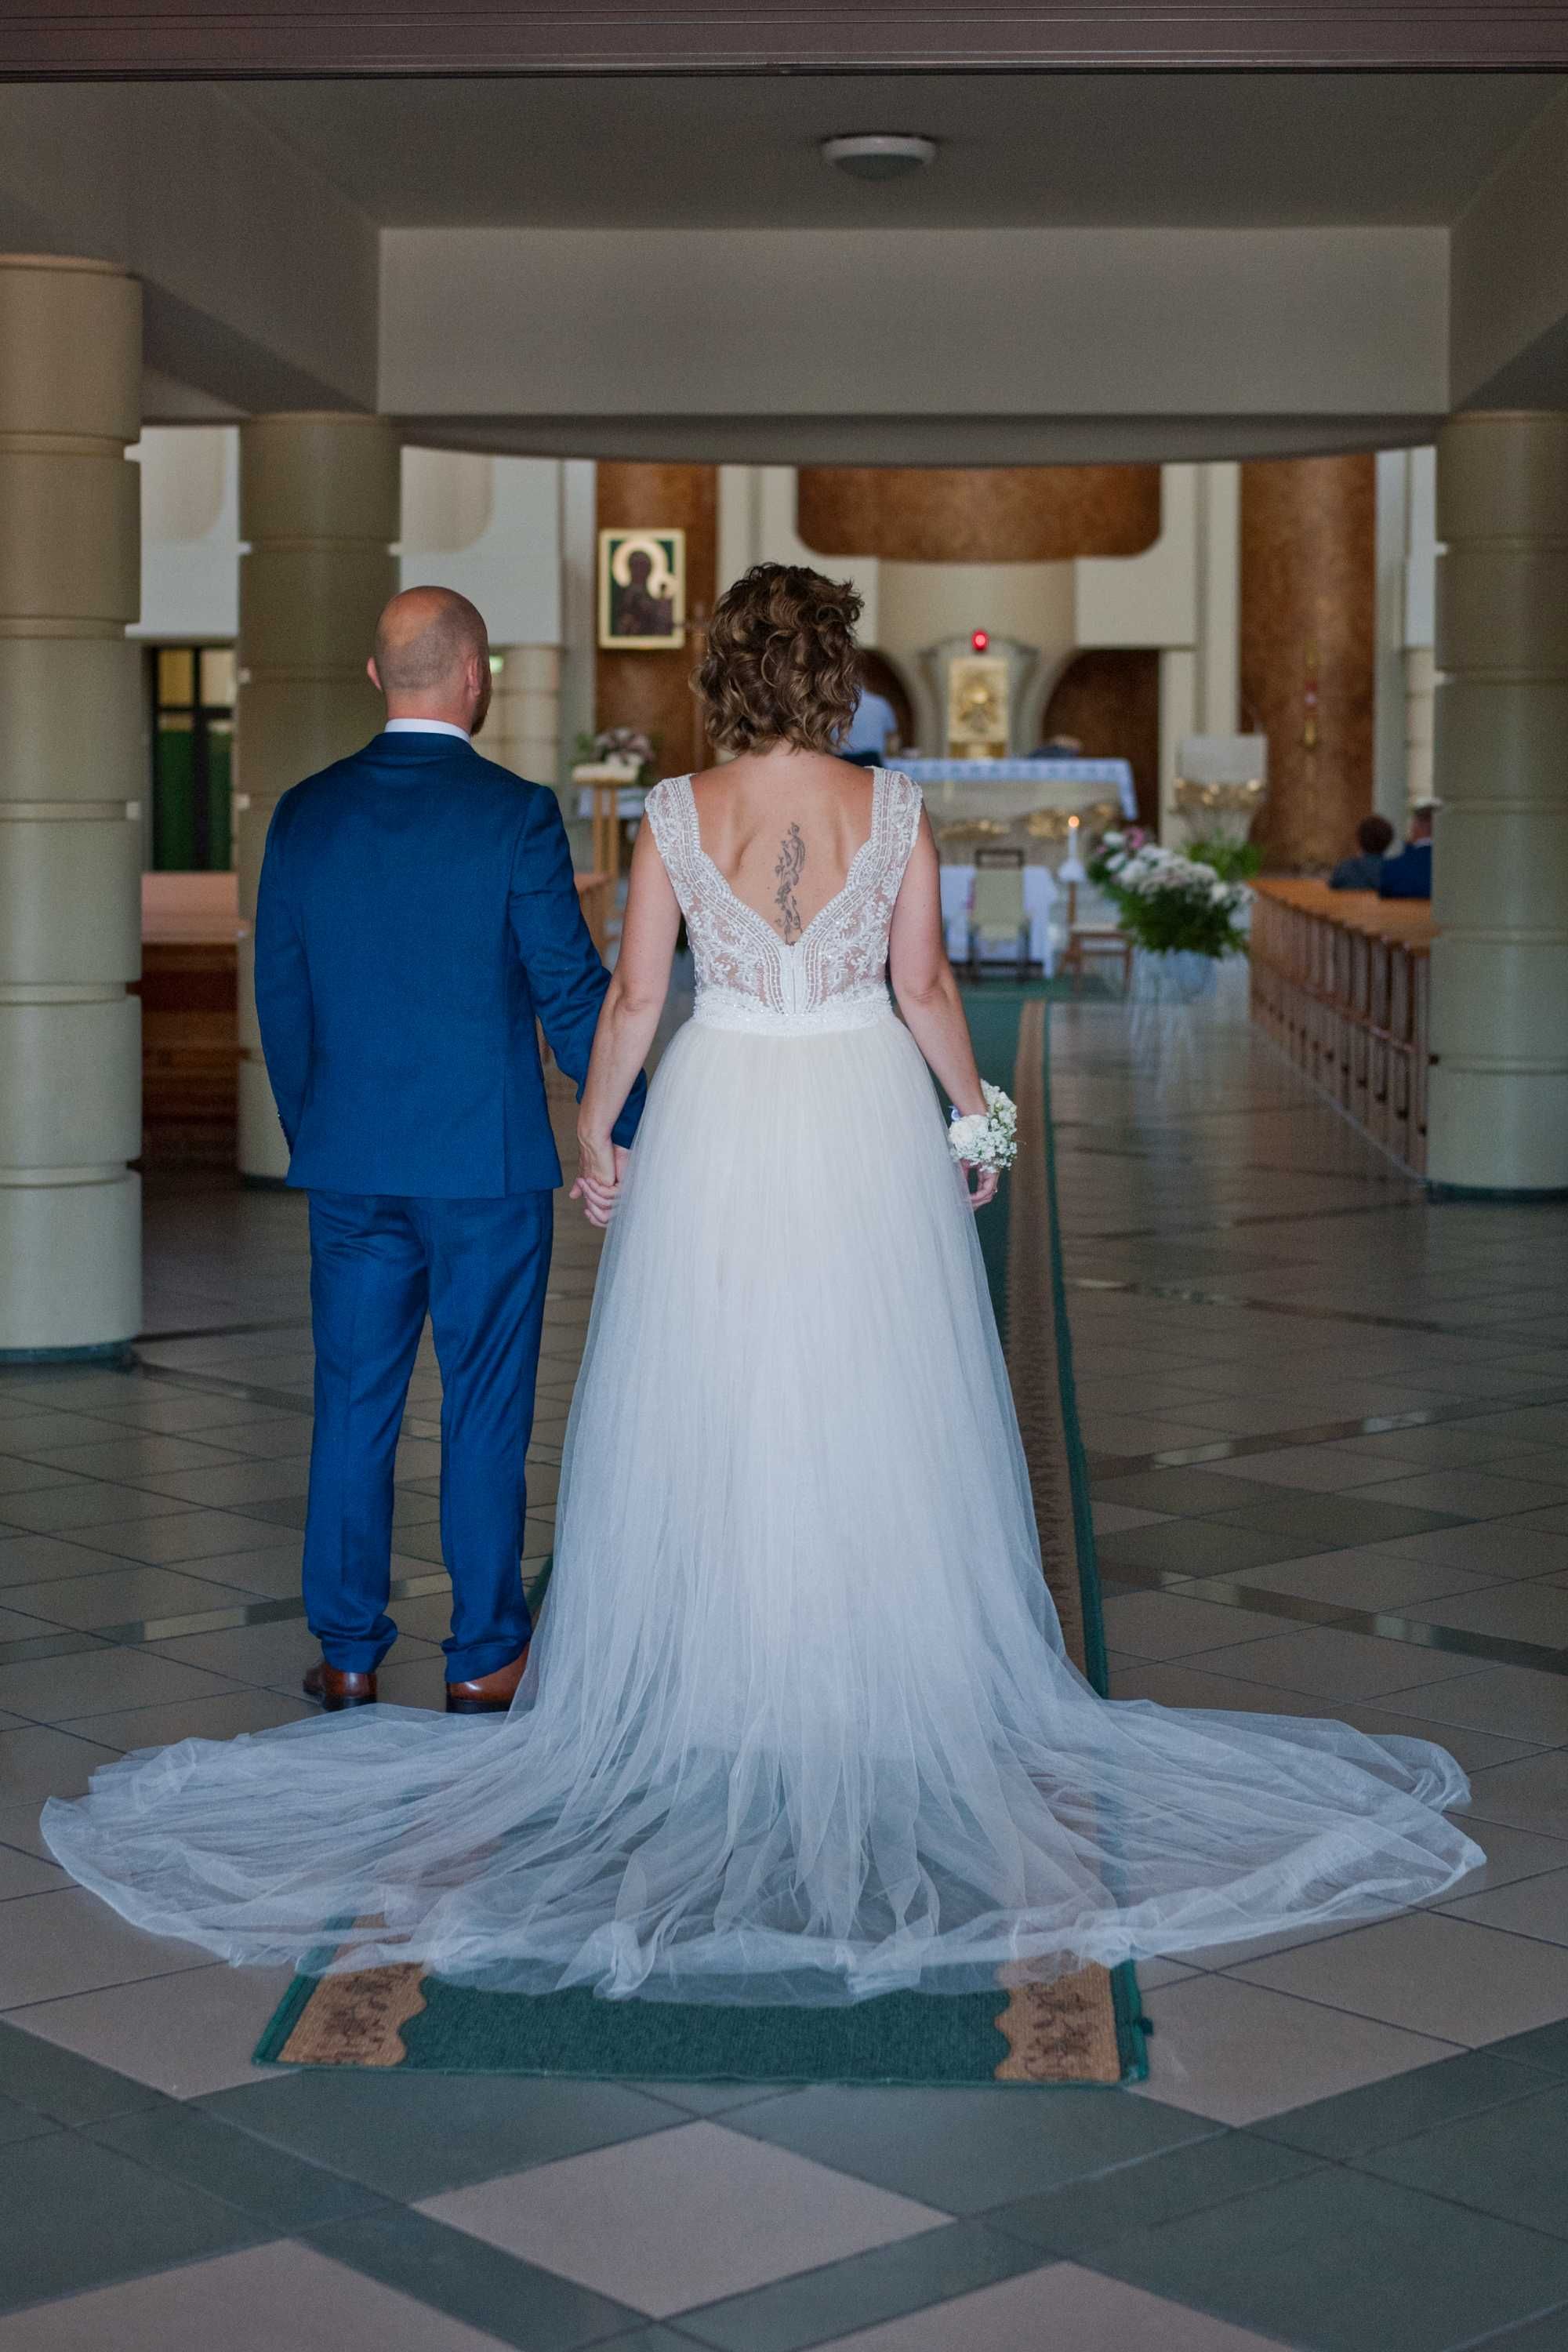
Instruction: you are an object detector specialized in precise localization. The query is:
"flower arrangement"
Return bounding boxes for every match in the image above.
[948,1083,1019,1173]
[1184,833,1263,884]
[1087,829,1250,960]
[574,728,659,782]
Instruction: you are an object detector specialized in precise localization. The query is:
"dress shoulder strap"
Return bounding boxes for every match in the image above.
[877,770,925,888]
[641,775,699,905]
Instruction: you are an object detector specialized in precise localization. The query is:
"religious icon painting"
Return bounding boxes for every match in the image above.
[597,528,687,650]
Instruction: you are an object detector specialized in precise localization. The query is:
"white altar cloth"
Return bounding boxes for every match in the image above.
[903,757,1136,819]
[941,863,1058,972]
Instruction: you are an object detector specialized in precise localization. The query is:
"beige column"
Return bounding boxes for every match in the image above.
[1428,412,1568,1192]
[0,257,143,1359]
[236,414,399,1178]
[490,644,561,786]
[1404,646,1436,811]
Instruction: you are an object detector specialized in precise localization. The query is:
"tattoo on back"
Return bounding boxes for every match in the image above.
[775,823,806,942]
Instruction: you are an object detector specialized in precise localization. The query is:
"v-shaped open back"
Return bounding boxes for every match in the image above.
[644,768,924,1035]
[687,774,881,946]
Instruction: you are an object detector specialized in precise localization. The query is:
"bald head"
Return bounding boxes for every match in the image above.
[369,586,492,733]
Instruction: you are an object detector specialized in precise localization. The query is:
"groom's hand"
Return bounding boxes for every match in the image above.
[570,1138,630,1227]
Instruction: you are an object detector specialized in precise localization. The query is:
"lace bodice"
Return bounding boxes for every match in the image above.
[644,769,924,1035]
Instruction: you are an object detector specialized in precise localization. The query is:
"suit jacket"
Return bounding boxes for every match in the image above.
[1377,841,1432,902]
[253,731,644,1196]
[1329,852,1385,891]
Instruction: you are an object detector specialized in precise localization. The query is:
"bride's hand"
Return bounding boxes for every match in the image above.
[960,1160,1000,1211]
[571,1135,627,1227]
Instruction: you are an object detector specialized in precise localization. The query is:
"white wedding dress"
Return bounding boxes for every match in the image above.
[45,770,1483,2002]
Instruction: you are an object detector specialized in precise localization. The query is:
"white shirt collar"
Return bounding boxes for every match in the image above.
[383,718,470,742]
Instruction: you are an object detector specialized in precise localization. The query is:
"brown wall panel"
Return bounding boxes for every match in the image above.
[1240,453,1375,873]
[1040,649,1162,833]
[594,461,717,777]
[797,466,1160,565]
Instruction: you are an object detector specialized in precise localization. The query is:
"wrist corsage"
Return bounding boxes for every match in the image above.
[948,1083,1018,1172]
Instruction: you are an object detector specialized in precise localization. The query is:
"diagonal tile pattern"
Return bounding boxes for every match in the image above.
[0,1011,1565,2348]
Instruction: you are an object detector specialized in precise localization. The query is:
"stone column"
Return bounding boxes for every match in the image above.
[1404,646,1436,811]
[1428,412,1568,1192]
[235,414,399,1179]
[0,256,143,1359]
[491,644,561,786]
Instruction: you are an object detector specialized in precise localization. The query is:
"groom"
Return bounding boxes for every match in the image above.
[254,587,645,1714]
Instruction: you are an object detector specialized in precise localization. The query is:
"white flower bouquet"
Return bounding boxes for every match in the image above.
[1088,830,1251,959]
[949,1083,1019,1172]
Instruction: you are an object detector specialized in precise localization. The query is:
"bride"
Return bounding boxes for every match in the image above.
[45,563,1482,2004]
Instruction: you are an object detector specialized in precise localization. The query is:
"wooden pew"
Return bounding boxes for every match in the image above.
[1249,878,1434,1175]
[136,869,619,1170]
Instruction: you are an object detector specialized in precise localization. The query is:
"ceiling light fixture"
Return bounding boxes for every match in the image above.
[821,134,938,183]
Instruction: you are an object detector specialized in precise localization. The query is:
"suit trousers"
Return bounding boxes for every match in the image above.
[303,1189,552,1679]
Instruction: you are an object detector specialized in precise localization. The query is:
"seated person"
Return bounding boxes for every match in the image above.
[841,684,899,769]
[1032,732,1084,760]
[1378,802,1436,900]
[1330,814,1396,890]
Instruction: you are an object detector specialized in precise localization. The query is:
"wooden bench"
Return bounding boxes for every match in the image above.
[1249,878,1434,1174]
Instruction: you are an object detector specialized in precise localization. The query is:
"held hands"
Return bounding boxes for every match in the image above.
[960,1160,1000,1211]
[571,1135,630,1228]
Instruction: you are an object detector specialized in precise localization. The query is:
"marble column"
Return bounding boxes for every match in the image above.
[1428,412,1568,1192]
[491,644,561,787]
[1240,454,1376,870]
[236,414,399,1178]
[0,256,143,1359]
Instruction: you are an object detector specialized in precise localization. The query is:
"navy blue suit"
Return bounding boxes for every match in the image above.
[1378,841,1433,901]
[254,728,644,1679]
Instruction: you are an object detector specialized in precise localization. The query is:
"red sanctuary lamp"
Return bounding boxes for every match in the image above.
[971,630,989,652]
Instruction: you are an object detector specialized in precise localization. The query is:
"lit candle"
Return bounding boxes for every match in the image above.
[1058,811,1087,885]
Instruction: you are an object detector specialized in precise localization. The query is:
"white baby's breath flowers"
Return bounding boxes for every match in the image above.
[949,1083,1019,1173]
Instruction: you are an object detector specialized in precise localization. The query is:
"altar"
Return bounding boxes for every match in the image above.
[902,757,1136,826]
[906,758,1135,973]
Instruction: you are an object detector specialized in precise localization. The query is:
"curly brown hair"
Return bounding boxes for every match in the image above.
[694,563,864,757]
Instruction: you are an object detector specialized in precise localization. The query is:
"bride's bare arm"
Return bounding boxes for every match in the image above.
[572,819,681,1222]
[887,814,999,1207]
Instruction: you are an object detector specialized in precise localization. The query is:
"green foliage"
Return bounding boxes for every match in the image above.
[1187,835,1263,883]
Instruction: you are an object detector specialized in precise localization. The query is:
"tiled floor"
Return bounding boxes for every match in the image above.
[2,1000,1568,2349]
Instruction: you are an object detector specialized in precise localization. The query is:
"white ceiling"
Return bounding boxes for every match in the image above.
[231,72,1563,231]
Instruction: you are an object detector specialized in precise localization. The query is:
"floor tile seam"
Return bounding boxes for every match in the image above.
[1084,1200,1424,1243]
[1200,1952,1545,2049]
[202,2094,699,2191]
[0,1439,256,1483]
[132,1363,318,1417]
[646,2220,1062,2345]
[72,2103,401,2223]
[1064,1274,1523,1342]
[1105,1566,1568,1678]
[26,1659,296,1726]
[0,1632,122,1676]
[0,1951,227,2015]
[971,2143,1339,2261]
[1463,1791,1568,1839]
[0,2234,290,2328]
[949,2127,1240,2238]
[1330,2140,1568,2249]
[1452,2298,1568,2351]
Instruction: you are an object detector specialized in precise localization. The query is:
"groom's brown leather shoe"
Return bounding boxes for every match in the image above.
[445,1645,530,1715]
[303,1659,378,1711]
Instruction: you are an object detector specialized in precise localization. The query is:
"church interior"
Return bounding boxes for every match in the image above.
[5,27,1568,2351]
